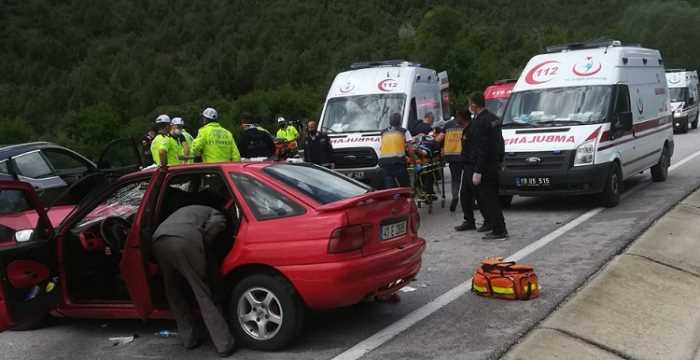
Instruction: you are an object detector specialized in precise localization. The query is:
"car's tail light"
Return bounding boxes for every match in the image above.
[328,225,367,253]
[410,212,421,233]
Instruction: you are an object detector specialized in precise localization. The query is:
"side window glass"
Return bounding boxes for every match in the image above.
[0,160,8,174]
[75,180,150,230]
[43,150,89,174]
[230,172,305,220]
[13,151,53,179]
[616,85,631,113]
[160,172,232,221]
[0,189,42,244]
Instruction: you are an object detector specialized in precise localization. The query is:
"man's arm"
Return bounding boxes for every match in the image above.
[159,148,168,167]
[203,209,227,241]
[191,131,204,156]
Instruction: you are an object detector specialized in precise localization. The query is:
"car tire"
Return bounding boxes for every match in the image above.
[499,195,513,209]
[692,112,699,129]
[651,145,670,182]
[229,274,304,351]
[681,118,690,134]
[600,162,622,208]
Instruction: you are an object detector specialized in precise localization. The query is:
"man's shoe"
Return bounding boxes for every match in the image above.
[449,199,458,212]
[482,231,509,240]
[455,222,476,231]
[477,223,492,233]
[217,345,236,358]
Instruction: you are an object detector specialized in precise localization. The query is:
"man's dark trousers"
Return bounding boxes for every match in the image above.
[460,165,488,225]
[477,171,506,234]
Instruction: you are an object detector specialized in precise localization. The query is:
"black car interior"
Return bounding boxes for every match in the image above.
[61,171,240,304]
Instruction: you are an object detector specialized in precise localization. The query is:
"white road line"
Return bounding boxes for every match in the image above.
[331,147,700,360]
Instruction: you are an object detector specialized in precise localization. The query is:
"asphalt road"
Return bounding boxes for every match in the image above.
[3,129,700,360]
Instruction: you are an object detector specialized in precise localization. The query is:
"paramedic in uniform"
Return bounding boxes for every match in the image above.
[466,92,508,240]
[379,113,413,188]
[437,109,468,212]
[151,205,236,357]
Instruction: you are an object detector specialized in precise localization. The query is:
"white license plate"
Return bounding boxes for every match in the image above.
[346,171,365,179]
[381,220,407,240]
[516,177,551,187]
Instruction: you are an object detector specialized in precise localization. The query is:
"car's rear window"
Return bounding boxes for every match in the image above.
[264,163,370,204]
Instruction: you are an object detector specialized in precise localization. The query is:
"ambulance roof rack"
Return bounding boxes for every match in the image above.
[545,39,631,53]
[350,60,420,69]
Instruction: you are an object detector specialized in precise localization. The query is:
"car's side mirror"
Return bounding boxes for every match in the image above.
[616,112,633,132]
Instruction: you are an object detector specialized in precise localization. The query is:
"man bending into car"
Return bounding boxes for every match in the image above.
[152,205,236,357]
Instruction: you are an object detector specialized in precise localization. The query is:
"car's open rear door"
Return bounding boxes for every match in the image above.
[0,181,58,332]
[97,138,144,178]
[119,168,166,319]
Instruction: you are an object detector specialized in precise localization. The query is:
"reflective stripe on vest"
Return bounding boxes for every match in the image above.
[473,283,540,295]
[379,130,406,159]
[443,127,463,156]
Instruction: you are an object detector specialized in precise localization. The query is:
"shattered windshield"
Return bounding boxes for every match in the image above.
[503,86,612,127]
[322,94,406,133]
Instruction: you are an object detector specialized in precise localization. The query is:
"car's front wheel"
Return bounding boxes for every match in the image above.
[229,274,304,351]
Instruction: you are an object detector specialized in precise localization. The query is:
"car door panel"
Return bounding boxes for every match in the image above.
[0,181,57,332]
[119,169,165,319]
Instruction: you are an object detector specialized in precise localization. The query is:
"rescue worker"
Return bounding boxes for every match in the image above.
[191,107,241,163]
[303,120,334,167]
[379,113,414,188]
[238,112,275,159]
[171,117,192,163]
[141,128,157,166]
[437,110,468,212]
[150,114,181,167]
[151,205,235,357]
[412,112,435,136]
[463,92,508,239]
[275,116,299,142]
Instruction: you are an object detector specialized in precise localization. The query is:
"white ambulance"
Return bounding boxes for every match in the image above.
[500,40,674,207]
[665,69,699,133]
[318,60,450,186]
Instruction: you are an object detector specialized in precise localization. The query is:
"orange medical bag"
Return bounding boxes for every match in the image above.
[471,257,540,300]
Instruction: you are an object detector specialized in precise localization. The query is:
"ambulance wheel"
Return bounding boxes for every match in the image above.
[499,195,513,209]
[601,162,622,208]
[680,118,690,134]
[651,145,671,182]
[230,274,304,351]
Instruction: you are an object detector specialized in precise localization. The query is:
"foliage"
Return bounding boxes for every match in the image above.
[1,0,699,155]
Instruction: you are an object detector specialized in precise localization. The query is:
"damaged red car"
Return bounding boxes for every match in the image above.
[0,162,425,350]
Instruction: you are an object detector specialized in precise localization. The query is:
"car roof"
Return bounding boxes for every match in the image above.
[121,161,276,180]
[0,142,73,159]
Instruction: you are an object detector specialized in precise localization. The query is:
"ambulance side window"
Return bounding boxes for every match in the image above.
[615,85,631,114]
[408,98,418,133]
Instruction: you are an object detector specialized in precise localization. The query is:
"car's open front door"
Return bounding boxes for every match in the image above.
[119,168,166,319]
[97,138,144,177]
[0,181,58,332]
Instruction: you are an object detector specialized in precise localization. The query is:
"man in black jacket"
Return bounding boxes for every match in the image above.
[238,112,275,159]
[303,120,334,167]
[459,92,508,239]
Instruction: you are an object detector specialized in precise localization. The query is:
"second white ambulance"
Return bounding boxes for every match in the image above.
[500,40,673,207]
[319,60,449,186]
[665,69,699,133]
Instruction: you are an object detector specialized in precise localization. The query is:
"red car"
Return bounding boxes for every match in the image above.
[0,162,425,350]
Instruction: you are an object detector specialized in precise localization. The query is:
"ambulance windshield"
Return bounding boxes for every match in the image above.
[503,86,612,127]
[669,87,689,103]
[323,94,406,133]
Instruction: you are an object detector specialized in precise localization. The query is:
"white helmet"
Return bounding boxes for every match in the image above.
[202,107,218,121]
[155,114,171,124]
[277,116,286,123]
[171,117,184,126]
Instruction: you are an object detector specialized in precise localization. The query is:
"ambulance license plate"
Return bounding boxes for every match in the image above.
[381,220,407,241]
[516,177,551,187]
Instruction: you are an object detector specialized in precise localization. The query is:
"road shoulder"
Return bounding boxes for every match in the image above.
[503,189,700,360]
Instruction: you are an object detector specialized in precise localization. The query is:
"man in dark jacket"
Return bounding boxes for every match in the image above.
[303,120,334,167]
[463,91,508,239]
[151,205,235,357]
[238,112,275,159]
